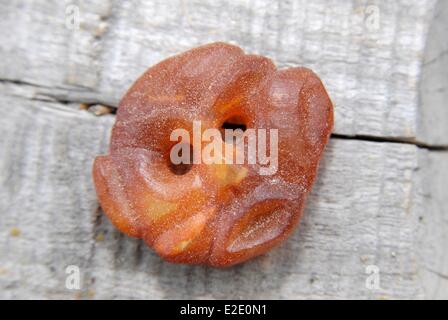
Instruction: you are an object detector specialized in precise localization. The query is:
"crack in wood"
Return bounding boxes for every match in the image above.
[1,78,446,151]
[423,266,448,281]
[331,134,448,151]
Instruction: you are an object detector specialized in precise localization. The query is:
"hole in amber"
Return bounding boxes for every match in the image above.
[168,143,194,175]
[221,116,247,132]
[220,116,247,143]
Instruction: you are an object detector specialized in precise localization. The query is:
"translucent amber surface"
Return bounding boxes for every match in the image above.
[93,42,333,267]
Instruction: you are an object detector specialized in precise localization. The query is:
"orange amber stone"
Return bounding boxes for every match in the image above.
[93,42,333,267]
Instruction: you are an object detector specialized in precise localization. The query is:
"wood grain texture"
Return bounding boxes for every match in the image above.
[415,150,448,299]
[0,0,444,143]
[0,91,431,299]
[0,0,447,299]
[419,0,448,146]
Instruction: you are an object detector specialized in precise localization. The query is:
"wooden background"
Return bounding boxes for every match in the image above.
[0,0,447,299]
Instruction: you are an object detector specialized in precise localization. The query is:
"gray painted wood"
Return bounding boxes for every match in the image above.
[0,0,447,299]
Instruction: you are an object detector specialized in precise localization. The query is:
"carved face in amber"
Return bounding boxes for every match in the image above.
[93,42,333,267]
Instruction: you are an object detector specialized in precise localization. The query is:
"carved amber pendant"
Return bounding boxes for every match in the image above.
[93,42,333,267]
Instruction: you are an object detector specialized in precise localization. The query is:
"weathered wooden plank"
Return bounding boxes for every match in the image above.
[1,0,446,300]
[0,92,429,299]
[415,150,448,299]
[0,0,443,143]
[0,94,114,299]
[418,0,448,146]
